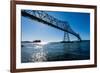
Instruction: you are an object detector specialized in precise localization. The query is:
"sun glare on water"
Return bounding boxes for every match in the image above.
[39,42,48,45]
[34,42,48,49]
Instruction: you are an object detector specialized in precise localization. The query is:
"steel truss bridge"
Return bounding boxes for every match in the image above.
[22,10,81,42]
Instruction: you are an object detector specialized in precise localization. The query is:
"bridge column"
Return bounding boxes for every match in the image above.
[63,31,70,42]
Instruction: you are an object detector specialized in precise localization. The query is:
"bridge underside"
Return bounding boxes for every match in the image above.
[21,10,82,42]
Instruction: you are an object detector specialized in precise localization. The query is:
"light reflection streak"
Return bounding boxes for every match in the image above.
[31,43,47,62]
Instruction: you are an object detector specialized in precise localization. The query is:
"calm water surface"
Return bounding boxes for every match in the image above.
[21,41,90,63]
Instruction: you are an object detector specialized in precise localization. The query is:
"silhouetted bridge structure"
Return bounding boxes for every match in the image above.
[22,10,81,42]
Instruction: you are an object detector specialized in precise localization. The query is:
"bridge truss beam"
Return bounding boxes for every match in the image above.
[21,10,82,41]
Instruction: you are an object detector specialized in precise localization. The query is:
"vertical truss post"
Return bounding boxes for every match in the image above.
[63,31,70,42]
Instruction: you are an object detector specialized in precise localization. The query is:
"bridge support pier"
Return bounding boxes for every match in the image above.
[63,31,70,42]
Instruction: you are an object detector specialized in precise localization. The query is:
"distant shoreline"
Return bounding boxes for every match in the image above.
[21,40,90,43]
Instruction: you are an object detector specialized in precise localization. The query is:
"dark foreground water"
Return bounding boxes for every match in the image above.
[21,40,90,63]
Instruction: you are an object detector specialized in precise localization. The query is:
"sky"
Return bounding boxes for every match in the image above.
[21,10,90,42]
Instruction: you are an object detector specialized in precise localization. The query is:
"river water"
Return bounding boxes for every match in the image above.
[21,40,90,63]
